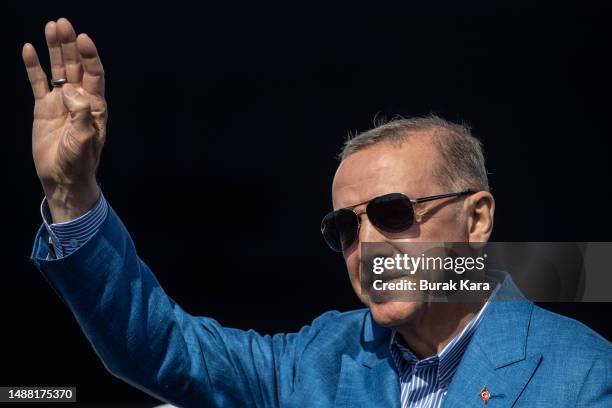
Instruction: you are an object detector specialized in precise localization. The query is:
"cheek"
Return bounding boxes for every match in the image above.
[420,212,467,241]
[344,249,369,302]
[344,249,361,285]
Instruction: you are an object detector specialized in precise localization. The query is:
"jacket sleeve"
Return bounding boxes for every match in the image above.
[30,205,322,407]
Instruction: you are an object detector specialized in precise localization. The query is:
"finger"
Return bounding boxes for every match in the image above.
[56,18,82,84]
[45,21,65,81]
[22,43,49,99]
[77,33,105,98]
[61,84,92,134]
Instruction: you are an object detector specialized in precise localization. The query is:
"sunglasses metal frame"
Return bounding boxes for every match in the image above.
[321,190,476,252]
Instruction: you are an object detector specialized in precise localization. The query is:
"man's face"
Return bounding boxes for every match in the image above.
[332,134,470,328]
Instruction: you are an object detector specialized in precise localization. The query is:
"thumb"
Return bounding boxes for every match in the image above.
[61,84,93,133]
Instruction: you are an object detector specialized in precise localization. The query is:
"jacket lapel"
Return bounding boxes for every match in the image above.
[443,276,542,407]
[442,339,542,407]
[334,313,400,408]
[334,354,401,408]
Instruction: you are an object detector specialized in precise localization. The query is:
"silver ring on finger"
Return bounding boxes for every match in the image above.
[51,78,67,87]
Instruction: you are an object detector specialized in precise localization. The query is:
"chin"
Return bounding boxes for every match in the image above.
[368,300,423,328]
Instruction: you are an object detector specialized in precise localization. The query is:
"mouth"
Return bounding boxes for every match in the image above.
[372,277,403,299]
[364,274,420,304]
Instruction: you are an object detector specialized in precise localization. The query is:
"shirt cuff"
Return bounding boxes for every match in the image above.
[40,192,109,259]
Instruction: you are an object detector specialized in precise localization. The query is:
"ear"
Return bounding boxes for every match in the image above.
[465,191,495,243]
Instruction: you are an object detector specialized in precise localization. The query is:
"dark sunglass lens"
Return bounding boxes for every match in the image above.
[321,209,358,252]
[367,193,415,233]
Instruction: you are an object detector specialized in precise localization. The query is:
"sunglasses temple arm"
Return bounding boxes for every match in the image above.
[412,191,475,204]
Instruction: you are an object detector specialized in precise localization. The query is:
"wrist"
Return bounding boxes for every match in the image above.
[44,180,100,223]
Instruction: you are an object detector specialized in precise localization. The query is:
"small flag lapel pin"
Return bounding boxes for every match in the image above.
[480,386,491,405]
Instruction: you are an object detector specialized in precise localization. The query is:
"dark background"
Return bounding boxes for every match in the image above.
[6,1,612,406]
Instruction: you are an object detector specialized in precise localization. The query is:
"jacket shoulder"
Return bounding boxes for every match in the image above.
[301,309,369,337]
[529,305,610,356]
[284,309,369,355]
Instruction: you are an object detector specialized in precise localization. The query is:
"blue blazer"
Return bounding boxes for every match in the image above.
[31,207,611,407]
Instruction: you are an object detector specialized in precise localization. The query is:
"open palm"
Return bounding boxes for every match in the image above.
[23,18,106,198]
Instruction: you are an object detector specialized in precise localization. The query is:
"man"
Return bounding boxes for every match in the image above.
[23,18,611,407]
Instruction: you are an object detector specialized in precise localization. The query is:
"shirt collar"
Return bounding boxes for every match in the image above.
[389,294,494,388]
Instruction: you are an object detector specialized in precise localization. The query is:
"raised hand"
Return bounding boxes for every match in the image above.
[23,18,107,223]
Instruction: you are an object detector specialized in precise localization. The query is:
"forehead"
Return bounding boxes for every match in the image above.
[332,135,440,209]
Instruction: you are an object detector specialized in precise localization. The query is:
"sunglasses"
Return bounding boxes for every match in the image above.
[321,191,475,252]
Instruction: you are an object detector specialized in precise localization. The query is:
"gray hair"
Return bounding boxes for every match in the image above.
[339,115,490,192]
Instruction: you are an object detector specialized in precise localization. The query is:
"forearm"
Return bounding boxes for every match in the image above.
[32,205,215,405]
[31,203,285,407]
[24,18,277,406]
[43,178,100,224]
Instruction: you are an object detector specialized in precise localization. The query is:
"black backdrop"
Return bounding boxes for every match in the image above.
[6,2,612,406]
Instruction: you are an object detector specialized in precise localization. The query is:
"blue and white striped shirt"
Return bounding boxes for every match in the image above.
[389,301,490,407]
[41,193,489,407]
[41,193,108,258]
